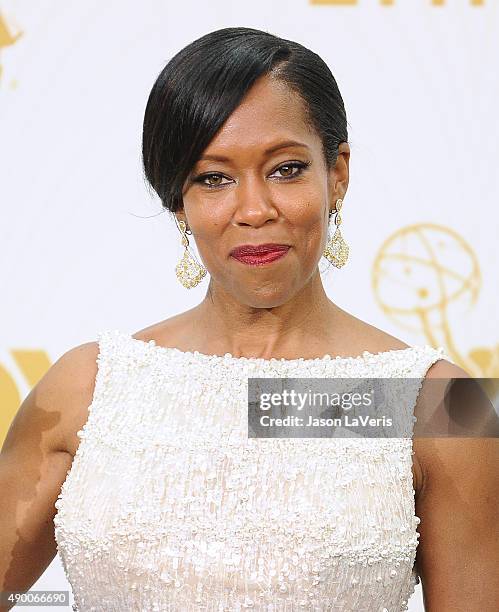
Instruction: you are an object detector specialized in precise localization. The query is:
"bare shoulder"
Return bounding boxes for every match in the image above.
[19,340,101,458]
[2,340,99,458]
[422,357,471,379]
[333,307,411,355]
[410,359,469,493]
[340,311,480,497]
[132,310,197,348]
[413,355,494,477]
[0,340,101,594]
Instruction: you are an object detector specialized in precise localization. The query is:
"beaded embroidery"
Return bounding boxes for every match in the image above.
[54,329,449,611]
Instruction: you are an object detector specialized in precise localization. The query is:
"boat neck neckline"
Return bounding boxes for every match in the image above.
[118,331,439,365]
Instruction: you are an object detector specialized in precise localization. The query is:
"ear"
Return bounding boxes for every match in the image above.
[328,142,350,203]
[174,209,187,226]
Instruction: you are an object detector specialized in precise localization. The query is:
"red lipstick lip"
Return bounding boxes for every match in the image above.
[230,245,291,267]
[230,243,290,257]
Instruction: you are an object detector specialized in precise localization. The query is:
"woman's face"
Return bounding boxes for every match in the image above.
[178,74,350,308]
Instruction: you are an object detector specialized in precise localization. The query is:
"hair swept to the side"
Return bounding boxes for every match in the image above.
[142,27,349,213]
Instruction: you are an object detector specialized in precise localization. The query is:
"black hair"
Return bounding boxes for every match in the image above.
[142,27,349,214]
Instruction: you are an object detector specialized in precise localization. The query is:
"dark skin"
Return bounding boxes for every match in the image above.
[0,74,497,611]
[158,75,410,363]
[143,74,499,609]
[174,74,352,360]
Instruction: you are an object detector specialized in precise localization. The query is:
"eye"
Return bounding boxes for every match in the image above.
[193,173,230,189]
[271,161,310,180]
[192,160,311,190]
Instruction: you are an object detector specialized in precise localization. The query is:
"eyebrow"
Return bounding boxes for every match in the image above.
[199,140,310,162]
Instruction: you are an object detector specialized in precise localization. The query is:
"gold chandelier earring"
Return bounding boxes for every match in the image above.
[174,219,207,289]
[322,198,349,268]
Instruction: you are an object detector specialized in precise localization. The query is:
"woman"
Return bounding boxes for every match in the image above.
[1,27,497,612]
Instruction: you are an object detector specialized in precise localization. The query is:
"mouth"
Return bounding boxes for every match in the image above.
[230,243,291,266]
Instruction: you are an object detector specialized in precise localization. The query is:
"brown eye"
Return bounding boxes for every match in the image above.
[205,175,223,187]
[194,173,229,188]
[194,161,310,190]
[272,161,310,180]
[278,165,294,177]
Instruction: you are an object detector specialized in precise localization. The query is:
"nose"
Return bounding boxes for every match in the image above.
[232,176,279,228]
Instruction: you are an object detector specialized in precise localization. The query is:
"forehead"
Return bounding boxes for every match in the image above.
[203,76,317,157]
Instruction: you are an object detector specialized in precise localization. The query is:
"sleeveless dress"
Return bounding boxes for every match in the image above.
[53,329,450,612]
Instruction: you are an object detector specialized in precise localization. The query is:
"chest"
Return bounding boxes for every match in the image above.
[57,430,418,546]
[55,433,421,611]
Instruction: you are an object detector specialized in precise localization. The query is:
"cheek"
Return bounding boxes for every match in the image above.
[185,188,327,270]
[183,199,227,244]
[187,213,228,269]
[303,224,327,264]
[288,203,328,253]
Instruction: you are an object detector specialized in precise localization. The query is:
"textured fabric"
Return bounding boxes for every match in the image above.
[53,329,450,612]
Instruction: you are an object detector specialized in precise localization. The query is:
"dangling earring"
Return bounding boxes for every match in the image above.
[323,198,349,268]
[174,219,207,288]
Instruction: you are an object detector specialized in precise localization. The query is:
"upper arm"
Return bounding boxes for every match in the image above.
[414,359,499,611]
[0,341,99,610]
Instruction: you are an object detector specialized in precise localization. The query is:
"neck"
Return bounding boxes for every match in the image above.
[191,269,342,360]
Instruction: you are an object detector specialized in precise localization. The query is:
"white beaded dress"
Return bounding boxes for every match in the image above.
[53,328,450,612]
